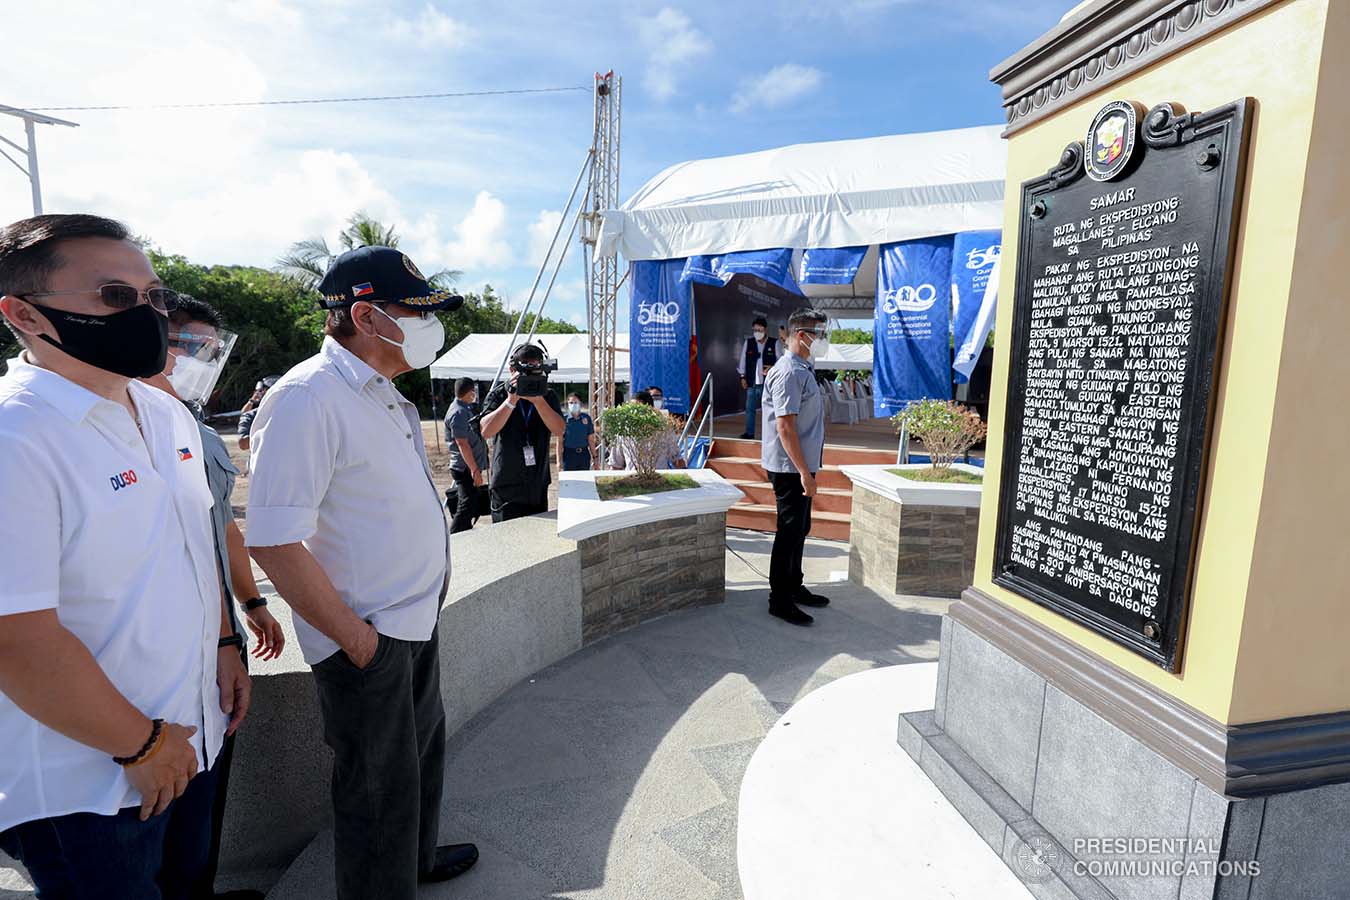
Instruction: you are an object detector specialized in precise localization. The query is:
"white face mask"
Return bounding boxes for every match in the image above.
[807,332,831,361]
[652,398,665,410]
[753,329,766,340]
[372,305,445,369]
[568,402,581,415]
[166,328,237,405]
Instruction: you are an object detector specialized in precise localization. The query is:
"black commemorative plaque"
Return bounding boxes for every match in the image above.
[992,99,1253,671]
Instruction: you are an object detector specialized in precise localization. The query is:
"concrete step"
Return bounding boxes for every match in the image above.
[727,503,851,542]
[728,480,852,515]
[712,438,895,468]
[708,457,852,492]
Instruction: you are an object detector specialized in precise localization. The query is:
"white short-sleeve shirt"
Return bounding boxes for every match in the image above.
[0,357,228,832]
[245,338,449,665]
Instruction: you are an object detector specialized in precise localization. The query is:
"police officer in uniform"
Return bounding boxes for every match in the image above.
[478,343,565,522]
[558,392,596,471]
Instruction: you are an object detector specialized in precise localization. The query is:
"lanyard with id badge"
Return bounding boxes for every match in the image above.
[521,403,537,466]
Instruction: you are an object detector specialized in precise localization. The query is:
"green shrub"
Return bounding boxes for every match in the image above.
[893,399,987,471]
[598,402,675,478]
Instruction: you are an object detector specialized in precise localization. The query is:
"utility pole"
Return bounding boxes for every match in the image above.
[583,71,621,450]
[0,105,79,216]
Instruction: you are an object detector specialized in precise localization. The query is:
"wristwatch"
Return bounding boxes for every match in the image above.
[243,597,268,611]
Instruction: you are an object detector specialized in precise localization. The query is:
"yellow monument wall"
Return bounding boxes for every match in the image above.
[975,0,1345,725]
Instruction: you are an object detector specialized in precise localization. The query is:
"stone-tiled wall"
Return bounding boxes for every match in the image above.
[848,485,979,598]
[900,616,1350,900]
[578,512,726,643]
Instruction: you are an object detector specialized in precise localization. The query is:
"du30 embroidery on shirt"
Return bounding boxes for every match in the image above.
[110,469,139,492]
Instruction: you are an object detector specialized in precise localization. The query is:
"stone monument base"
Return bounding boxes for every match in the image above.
[899,589,1350,900]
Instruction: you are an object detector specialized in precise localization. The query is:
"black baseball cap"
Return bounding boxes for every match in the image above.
[317,245,463,312]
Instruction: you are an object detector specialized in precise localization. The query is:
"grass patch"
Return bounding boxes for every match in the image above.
[888,467,983,485]
[596,473,700,501]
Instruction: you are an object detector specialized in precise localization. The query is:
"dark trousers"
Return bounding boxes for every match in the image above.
[769,470,813,604]
[0,762,219,900]
[312,631,446,900]
[561,446,591,471]
[448,466,478,534]
[199,649,248,898]
[490,490,548,523]
[744,384,763,437]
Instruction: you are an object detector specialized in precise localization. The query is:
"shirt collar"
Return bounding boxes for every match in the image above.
[787,350,814,372]
[322,336,383,393]
[5,353,117,424]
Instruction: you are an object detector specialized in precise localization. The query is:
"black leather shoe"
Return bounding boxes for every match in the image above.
[795,587,830,608]
[420,843,480,883]
[768,602,814,626]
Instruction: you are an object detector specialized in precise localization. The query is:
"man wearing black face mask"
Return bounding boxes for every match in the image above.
[0,214,249,899]
[246,246,477,900]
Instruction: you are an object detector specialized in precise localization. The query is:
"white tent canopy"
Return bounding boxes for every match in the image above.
[429,332,631,384]
[815,342,873,371]
[597,125,1006,271]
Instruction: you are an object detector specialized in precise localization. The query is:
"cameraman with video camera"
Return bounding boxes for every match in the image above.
[478,342,565,523]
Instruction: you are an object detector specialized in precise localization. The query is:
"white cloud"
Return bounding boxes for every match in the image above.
[637,7,711,100]
[526,209,564,267]
[730,63,824,114]
[386,3,471,48]
[226,0,302,27]
[443,191,512,270]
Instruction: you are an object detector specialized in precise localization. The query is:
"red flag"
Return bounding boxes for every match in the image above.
[689,333,702,407]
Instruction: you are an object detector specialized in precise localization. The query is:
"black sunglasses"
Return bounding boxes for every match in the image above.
[22,284,180,314]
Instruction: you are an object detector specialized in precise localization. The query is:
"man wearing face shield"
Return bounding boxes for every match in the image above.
[141,294,284,900]
[245,247,478,899]
[760,308,833,626]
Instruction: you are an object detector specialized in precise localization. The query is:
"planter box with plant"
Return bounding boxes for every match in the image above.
[842,399,988,598]
[592,401,696,501]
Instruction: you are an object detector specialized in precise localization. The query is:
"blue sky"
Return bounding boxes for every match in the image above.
[0,0,1068,328]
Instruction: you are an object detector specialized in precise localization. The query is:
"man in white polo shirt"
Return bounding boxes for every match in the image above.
[246,246,477,900]
[0,214,250,898]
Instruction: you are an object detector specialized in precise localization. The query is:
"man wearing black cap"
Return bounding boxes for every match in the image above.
[478,342,565,522]
[245,246,478,899]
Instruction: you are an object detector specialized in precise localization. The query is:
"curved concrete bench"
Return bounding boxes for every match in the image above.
[218,493,736,882]
[217,513,584,879]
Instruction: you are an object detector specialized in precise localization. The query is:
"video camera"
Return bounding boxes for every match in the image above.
[510,343,558,398]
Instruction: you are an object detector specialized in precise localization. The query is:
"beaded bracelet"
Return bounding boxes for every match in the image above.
[113,718,165,767]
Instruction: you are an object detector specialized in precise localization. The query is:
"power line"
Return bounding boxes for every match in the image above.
[25,85,590,113]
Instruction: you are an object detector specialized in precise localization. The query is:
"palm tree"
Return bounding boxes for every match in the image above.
[276,212,461,291]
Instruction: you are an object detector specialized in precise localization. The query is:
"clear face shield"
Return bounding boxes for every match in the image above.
[166,327,238,406]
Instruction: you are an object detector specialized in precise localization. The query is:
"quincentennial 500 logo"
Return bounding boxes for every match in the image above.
[637,299,682,326]
[965,244,1000,270]
[880,283,939,314]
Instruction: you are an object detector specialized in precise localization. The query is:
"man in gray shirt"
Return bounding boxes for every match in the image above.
[444,377,488,533]
[761,308,831,625]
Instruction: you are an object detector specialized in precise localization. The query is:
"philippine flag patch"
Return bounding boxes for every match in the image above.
[178,447,193,461]
[352,282,375,297]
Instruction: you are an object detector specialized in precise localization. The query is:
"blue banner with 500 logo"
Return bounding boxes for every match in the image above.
[630,259,692,414]
[873,236,954,416]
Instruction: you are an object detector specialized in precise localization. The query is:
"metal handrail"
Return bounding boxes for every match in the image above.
[680,373,714,465]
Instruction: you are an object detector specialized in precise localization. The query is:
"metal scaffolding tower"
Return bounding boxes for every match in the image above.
[0,105,79,216]
[582,72,622,443]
